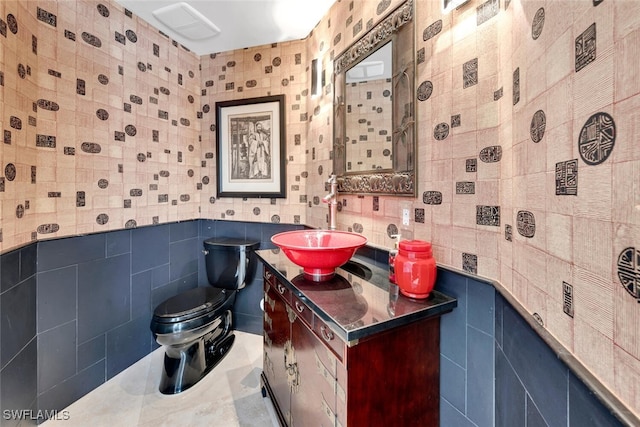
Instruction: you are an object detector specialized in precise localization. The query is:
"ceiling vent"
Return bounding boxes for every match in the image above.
[152,2,221,40]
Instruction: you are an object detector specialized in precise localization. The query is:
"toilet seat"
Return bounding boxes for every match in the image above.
[151,287,232,335]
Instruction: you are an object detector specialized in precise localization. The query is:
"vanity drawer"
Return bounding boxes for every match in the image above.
[269,277,291,305]
[291,294,313,327]
[263,268,276,286]
[313,316,344,361]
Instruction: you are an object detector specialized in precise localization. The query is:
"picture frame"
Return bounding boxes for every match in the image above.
[215,95,286,198]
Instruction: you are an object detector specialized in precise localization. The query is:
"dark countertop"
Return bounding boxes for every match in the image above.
[256,248,457,345]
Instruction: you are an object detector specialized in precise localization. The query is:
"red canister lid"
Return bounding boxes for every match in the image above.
[398,239,432,253]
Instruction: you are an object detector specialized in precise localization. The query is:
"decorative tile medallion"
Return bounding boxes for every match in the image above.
[466,158,477,172]
[479,146,502,163]
[575,23,596,72]
[463,58,478,89]
[476,205,500,226]
[513,68,520,105]
[462,253,478,274]
[516,210,536,238]
[456,182,475,194]
[555,159,578,195]
[37,224,60,234]
[81,142,101,154]
[423,20,443,41]
[563,282,574,317]
[477,0,499,26]
[578,112,615,165]
[434,122,450,140]
[532,8,545,40]
[4,163,17,181]
[417,81,433,101]
[530,110,546,143]
[617,247,640,301]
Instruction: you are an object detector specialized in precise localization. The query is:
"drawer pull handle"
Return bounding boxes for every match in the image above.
[295,301,305,313]
[277,284,286,295]
[320,325,334,342]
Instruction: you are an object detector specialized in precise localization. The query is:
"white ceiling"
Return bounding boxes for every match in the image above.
[113,0,336,56]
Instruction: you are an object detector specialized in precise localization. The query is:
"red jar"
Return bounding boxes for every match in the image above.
[395,240,437,299]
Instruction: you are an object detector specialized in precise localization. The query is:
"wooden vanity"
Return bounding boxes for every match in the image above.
[257,249,457,427]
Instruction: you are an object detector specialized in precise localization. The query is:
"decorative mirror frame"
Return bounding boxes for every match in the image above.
[333,0,415,196]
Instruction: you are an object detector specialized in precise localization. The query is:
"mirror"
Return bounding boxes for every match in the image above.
[345,41,393,172]
[333,0,415,196]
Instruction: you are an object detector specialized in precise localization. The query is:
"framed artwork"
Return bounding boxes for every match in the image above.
[215,95,286,198]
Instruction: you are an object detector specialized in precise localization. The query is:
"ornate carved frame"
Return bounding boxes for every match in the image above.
[333,0,415,196]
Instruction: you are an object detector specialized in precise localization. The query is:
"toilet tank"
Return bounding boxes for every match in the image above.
[203,237,260,290]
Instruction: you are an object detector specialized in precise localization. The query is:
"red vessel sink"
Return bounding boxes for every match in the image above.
[271,230,368,281]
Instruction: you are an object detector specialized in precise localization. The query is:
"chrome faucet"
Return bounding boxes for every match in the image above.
[322,174,338,230]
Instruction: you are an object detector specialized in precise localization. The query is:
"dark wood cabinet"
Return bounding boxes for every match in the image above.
[261,266,446,427]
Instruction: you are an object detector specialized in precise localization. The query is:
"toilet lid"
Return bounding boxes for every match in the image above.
[153,287,227,323]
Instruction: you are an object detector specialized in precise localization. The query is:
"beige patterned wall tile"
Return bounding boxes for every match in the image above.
[545,30,574,89]
[575,318,615,387]
[546,212,573,263]
[612,160,640,225]
[613,94,640,164]
[573,216,613,279]
[614,346,640,415]
[573,162,612,221]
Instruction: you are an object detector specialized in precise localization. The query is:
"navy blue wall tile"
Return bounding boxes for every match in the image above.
[106,229,131,257]
[495,292,504,348]
[131,224,170,274]
[131,270,152,320]
[213,221,248,239]
[37,234,106,272]
[467,278,494,335]
[169,237,199,281]
[0,340,37,426]
[77,335,105,372]
[151,264,171,289]
[436,268,468,369]
[569,372,624,427]
[77,254,131,343]
[245,221,265,246]
[20,244,37,282]
[106,316,151,380]
[440,399,477,427]
[170,220,198,242]
[198,219,217,237]
[0,250,20,293]
[1,276,37,368]
[467,327,495,426]
[495,344,526,426]
[440,354,466,413]
[37,266,77,332]
[527,395,548,427]
[501,302,568,426]
[37,361,105,413]
[37,321,76,393]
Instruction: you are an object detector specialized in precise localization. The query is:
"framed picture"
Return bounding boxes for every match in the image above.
[215,95,286,198]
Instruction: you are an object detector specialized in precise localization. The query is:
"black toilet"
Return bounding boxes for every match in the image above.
[150,237,260,394]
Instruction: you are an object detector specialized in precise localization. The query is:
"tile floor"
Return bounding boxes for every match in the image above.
[43,331,278,427]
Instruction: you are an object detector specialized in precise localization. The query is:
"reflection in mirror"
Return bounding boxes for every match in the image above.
[333,0,415,196]
[345,42,393,172]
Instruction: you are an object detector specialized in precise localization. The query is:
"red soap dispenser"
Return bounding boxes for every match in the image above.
[395,240,437,299]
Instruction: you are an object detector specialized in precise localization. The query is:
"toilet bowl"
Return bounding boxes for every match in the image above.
[150,237,260,394]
